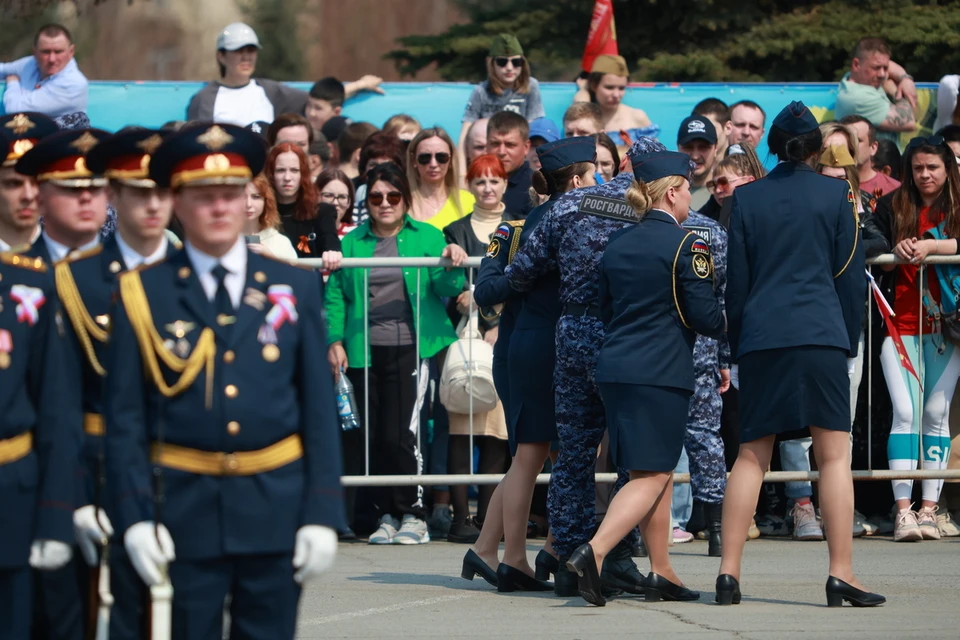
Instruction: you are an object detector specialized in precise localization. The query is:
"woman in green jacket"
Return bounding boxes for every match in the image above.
[326,162,467,545]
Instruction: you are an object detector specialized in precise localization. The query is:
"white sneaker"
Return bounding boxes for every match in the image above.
[392,514,430,545]
[917,506,941,540]
[368,514,401,545]
[938,510,960,537]
[790,502,823,541]
[893,506,923,542]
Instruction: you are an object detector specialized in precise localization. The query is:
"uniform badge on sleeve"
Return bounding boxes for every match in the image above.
[485,238,501,259]
[693,254,712,279]
[690,238,710,256]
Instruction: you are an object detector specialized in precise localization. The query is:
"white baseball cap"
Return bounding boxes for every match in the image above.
[216,22,262,51]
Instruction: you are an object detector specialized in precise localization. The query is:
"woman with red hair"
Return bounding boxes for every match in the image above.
[244,173,298,261]
[266,142,342,269]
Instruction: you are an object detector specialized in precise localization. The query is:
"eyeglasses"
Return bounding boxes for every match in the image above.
[368,191,403,206]
[706,175,747,192]
[494,57,524,69]
[906,135,945,152]
[416,152,451,165]
[321,192,350,204]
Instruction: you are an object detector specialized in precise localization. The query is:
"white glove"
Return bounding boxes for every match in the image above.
[730,364,739,390]
[292,525,338,584]
[124,521,176,587]
[847,357,857,377]
[29,540,73,570]
[74,505,114,566]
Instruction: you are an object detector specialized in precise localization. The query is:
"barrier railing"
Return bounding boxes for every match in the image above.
[301,254,960,485]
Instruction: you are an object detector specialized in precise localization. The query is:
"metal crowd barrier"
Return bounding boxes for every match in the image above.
[298,254,960,486]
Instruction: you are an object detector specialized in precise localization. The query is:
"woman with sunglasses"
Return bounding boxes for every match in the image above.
[325,163,468,545]
[573,55,659,144]
[703,143,765,224]
[266,143,343,269]
[873,135,960,543]
[407,127,476,230]
[316,168,357,237]
[457,34,545,174]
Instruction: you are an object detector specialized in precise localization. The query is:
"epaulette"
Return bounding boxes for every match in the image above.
[0,252,47,272]
[61,244,103,264]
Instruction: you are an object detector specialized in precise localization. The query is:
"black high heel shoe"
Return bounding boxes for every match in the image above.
[644,573,700,602]
[715,574,741,605]
[825,576,886,608]
[497,563,553,593]
[460,549,498,587]
[534,549,559,580]
[566,544,605,607]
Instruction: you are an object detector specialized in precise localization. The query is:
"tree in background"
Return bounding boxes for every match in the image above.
[238,0,306,81]
[388,0,960,82]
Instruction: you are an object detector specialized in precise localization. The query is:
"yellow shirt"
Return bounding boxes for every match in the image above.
[424,190,476,231]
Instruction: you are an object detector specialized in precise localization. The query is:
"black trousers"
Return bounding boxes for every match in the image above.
[346,344,426,520]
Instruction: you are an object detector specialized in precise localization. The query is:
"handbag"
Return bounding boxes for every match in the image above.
[439,310,498,414]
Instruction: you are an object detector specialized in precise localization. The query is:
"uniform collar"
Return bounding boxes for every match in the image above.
[115,231,169,270]
[647,208,681,226]
[184,236,247,278]
[0,226,40,252]
[42,230,99,262]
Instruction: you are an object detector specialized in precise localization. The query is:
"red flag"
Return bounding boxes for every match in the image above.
[581,0,619,73]
[868,270,923,391]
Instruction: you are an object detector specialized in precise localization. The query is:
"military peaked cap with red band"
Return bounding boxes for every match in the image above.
[15,128,111,187]
[86,127,170,188]
[148,122,266,189]
[0,112,59,168]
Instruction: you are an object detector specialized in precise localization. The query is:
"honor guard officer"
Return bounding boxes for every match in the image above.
[467,138,594,592]
[502,137,668,598]
[0,128,83,640]
[16,128,111,265]
[14,127,111,640]
[50,127,178,640]
[0,112,58,251]
[104,123,347,639]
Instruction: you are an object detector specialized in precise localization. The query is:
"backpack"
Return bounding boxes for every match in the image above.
[925,223,960,346]
[439,310,498,415]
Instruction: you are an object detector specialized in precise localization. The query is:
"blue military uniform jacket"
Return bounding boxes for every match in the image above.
[0,253,82,567]
[683,211,731,374]
[726,162,866,361]
[104,248,347,561]
[596,209,726,391]
[56,234,179,509]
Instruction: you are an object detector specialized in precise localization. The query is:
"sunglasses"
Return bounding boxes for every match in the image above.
[706,175,746,192]
[416,152,451,165]
[906,135,945,152]
[368,191,403,207]
[494,57,524,69]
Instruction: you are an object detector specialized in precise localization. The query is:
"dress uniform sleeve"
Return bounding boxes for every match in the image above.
[103,293,155,534]
[504,209,558,293]
[298,270,348,530]
[677,234,726,339]
[31,292,83,543]
[425,225,466,298]
[323,267,348,345]
[474,224,519,308]
[725,192,749,362]
[833,190,867,357]
[710,225,732,369]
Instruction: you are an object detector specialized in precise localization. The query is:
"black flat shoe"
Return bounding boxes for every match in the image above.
[825,576,886,608]
[534,549,559,580]
[644,572,700,602]
[497,563,553,593]
[566,544,605,607]
[460,549,497,587]
[715,574,741,605]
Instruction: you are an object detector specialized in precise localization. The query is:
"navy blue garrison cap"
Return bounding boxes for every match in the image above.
[16,128,111,187]
[772,100,819,136]
[0,112,59,167]
[536,136,596,173]
[148,123,267,189]
[86,128,170,188]
[632,151,692,184]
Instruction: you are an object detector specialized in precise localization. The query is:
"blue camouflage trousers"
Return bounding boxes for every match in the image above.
[549,315,633,557]
[684,366,726,504]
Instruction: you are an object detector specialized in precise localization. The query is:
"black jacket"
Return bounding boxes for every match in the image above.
[279,202,341,258]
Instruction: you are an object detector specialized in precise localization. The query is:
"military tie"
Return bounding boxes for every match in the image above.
[211,263,235,334]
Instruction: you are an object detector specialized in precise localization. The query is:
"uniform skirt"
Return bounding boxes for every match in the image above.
[739,346,850,443]
[506,327,558,455]
[599,382,692,472]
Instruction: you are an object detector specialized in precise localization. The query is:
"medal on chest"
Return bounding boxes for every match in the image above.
[258,285,298,361]
[0,329,11,369]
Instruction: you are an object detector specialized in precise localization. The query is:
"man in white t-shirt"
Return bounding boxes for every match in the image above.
[186,23,308,127]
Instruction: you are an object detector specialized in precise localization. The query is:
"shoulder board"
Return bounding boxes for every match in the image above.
[124,259,167,276]
[63,244,103,264]
[0,252,48,272]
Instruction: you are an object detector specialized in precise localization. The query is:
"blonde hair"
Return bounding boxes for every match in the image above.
[406,127,466,219]
[715,142,766,181]
[486,57,531,96]
[817,122,861,193]
[625,175,686,217]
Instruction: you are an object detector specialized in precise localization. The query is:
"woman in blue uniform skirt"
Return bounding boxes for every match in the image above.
[718,101,884,608]
[567,151,726,606]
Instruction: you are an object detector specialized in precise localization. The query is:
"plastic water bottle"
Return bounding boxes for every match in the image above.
[335,368,360,431]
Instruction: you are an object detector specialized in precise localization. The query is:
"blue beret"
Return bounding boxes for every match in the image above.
[148,123,266,189]
[86,128,170,188]
[16,128,112,187]
[632,151,692,184]
[772,100,819,136]
[536,136,596,173]
[529,118,560,143]
[0,112,58,167]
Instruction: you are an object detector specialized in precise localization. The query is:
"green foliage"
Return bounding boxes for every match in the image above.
[388,0,960,82]
[239,0,306,81]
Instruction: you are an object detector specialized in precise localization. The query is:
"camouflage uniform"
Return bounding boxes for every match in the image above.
[504,137,666,558]
[682,211,730,505]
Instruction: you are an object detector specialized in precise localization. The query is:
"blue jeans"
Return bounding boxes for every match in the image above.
[671,447,692,529]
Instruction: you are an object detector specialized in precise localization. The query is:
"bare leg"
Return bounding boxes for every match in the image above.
[500,442,551,575]
[638,476,683,584]
[471,482,503,570]
[718,435,775,580]
[588,471,671,569]
[811,426,868,591]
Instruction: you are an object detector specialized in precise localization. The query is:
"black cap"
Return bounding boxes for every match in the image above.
[16,128,111,187]
[0,112,59,167]
[245,121,270,139]
[86,128,170,188]
[677,115,717,147]
[148,123,266,189]
[771,101,819,136]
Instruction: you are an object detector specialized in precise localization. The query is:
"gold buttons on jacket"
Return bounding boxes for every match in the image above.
[226,421,240,435]
[178,266,191,279]
[254,271,267,283]
[224,384,238,399]
[261,344,280,362]
[223,350,235,364]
